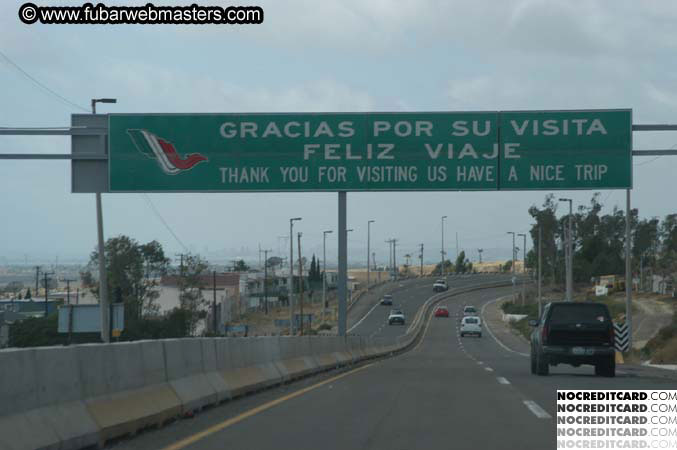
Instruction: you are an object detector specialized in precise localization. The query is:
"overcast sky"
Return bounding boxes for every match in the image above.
[1,0,676,266]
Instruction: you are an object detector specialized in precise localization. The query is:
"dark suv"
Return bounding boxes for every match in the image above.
[530,302,615,377]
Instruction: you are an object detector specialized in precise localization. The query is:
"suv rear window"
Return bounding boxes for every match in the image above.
[464,317,479,324]
[548,304,610,324]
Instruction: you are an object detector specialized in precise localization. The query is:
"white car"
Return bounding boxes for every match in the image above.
[462,305,478,316]
[388,309,406,325]
[460,316,482,337]
[433,279,448,292]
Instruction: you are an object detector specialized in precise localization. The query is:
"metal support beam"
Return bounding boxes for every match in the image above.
[338,191,347,336]
[632,124,677,131]
[0,154,107,160]
[0,127,107,135]
[625,189,633,350]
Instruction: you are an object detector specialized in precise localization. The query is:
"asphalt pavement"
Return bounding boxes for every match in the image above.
[110,281,677,450]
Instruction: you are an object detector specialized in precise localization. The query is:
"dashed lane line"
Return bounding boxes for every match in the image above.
[523,400,552,419]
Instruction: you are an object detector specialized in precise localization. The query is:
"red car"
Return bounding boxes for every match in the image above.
[434,306,449,318]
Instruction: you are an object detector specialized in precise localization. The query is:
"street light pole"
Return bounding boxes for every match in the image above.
[518,233,527,305]
[559,198,573,302]
[289,217,302,335]
[323,230,332,310]
[538,225,542,318]
[367,220,374,290]
[441,215,447,277]
[507,231,516,301]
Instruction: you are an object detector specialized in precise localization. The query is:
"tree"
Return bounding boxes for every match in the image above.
[433,260,453,275]
[5,281,24,296]
[233,259,249,272]
[80,235,170,324]
[502,260,513,273]
[455,251,467,273]
[24,288,31,299]
[178,253,208,335]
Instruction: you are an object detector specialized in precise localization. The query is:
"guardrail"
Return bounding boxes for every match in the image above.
[0,280,512,450]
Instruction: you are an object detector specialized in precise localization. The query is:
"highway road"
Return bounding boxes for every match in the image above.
[111,282,677,450]
[347,274,512,339]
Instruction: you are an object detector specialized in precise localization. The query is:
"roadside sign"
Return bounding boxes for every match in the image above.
[108,109,631,192]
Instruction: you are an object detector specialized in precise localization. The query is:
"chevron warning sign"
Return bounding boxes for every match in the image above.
[614,322,629,352]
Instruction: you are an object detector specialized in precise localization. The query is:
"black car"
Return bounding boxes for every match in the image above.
[530,302,615,377]
[380,294,393,306]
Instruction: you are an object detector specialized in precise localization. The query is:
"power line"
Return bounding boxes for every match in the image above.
[0,49,88,112]
[142,194,188,252]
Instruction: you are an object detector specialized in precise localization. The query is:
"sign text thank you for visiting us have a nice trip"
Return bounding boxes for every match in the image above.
[108,109,632,192]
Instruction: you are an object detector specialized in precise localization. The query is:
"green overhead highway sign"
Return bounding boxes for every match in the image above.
[108,109,631,192]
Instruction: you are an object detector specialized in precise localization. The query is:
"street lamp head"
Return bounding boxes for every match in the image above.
[368,220,375,224]
[324,230,333,234]
[518,233,526,237]
[442,215,447,219]
[290,217,302,222]
[558,198,571,202]
[96,98,117,104]
[507,231,515,235]
[347,228,354,232]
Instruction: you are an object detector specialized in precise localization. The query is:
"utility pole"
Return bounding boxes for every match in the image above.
[323,230,332,309]
[373,252,379,283]
[212,270,218,334]
[441,216,447,277]
[298,232,304,335]
[367,220,374,290]
[538,225,542,318]
[419,243,424,276]
[559,198,573,302]
[386,239,394,280]
[35,266,40,296]
[456,231,459,260]
[43,271,54,316]
[289,217,301,335]
[263,249,271,314]
[64,278,76,305]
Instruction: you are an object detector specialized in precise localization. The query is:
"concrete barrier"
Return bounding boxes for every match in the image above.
[163,338,217,413]
[201,338,231,402]
[0,346,96,450]
[309,337,340,370]
[82,340,182,445]
[217,338,282,397]
[275,336,319,380]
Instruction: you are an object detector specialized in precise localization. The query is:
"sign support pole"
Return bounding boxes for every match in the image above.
[96,192,110,343]
[625,189,633,350]
[338,191,347,336]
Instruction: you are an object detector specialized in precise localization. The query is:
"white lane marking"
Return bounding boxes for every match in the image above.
[497,377,510,384]
[484,367,494,372]
[523,400,552,419]
[477,361,483,365]
[348,299,382,333]
[480,297,530,357]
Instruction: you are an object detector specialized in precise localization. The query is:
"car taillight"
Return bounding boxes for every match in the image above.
[541,324,548,344]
